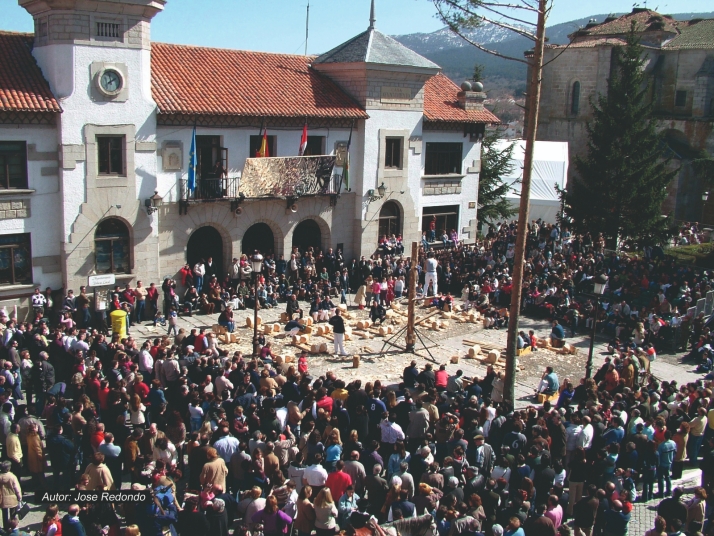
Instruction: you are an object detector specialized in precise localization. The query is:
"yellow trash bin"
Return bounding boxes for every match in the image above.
[109,309,127,339]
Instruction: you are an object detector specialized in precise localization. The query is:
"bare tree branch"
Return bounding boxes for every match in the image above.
[473,2,539,28]
[476,1,539,12]
[435,0,538,40]
[541,41,576,69]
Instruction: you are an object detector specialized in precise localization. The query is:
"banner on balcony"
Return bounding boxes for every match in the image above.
[239,155,336,198]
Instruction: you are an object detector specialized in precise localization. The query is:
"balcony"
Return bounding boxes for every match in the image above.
[178,155,344,214]
[179,177,240,202]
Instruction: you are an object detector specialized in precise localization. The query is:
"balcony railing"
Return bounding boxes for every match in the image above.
[179,177,240,201]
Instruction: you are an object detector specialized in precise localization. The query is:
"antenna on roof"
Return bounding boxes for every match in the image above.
[305,1,310,56]
[369,0,376,30]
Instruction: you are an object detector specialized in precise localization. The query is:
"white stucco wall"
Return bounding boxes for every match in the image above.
[33,44,158,242]
[420,130,481,241]
[0,125,62,288]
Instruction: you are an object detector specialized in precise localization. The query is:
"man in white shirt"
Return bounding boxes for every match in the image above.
[139,342,154,378]
[303,453,328,489]
[577,416,594,450]
[424,252,439,295]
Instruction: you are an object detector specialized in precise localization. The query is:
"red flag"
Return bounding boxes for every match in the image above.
[299,123,308,156]
[257,128,269,158]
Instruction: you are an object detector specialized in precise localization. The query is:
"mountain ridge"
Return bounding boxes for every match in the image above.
[392,11,714,90]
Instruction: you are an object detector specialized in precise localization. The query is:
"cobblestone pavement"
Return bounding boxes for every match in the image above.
[17,295,707,531]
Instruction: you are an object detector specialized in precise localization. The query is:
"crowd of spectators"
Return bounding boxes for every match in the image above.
[2,218,714,536]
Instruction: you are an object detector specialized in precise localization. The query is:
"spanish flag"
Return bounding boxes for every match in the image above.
[257,128,269,158]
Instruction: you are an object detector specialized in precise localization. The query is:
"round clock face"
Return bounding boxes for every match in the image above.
[100,69,122,94]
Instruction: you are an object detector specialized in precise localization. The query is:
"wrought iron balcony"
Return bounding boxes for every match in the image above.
[179,177,240,202]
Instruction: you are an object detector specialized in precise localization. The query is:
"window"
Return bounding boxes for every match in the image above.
[303,136,325,156]
[95,219,130,274]
[97,136,124,175]
[0,142,28,190]
[571,81,581,115]
[675,90,687,107]
[384,137,403,169]
[250,135,277,158]
[422,205,460,239]
[0,234,32,285]
[424,142,463,175]
[378,202,401,240]
[196,136,227,179]
[96,22,121,38]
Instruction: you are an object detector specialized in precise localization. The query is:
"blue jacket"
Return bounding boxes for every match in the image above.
[658,440,677,467]
[61,515,87,536]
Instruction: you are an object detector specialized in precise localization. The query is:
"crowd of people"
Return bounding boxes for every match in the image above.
[2,218,714,536]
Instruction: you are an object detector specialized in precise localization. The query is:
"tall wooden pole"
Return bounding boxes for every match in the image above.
[406,241,418,352]
[503,0,547,404]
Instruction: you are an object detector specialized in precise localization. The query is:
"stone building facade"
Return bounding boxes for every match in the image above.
[538,9,714,222]
[0,0,499,316]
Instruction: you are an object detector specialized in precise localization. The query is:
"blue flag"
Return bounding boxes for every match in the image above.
[187,126,197,192]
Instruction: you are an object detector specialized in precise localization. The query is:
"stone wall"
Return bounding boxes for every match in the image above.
[423,178,462,196]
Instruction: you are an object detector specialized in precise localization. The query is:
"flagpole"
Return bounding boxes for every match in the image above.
[305,1,310,56]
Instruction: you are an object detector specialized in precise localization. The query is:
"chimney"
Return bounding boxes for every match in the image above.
[458,80,486,111]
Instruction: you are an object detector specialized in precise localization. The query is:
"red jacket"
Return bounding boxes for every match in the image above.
[325,470,352,501]
[435,369,448,388]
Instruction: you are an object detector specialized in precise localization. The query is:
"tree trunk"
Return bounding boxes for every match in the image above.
[503,0,547,404]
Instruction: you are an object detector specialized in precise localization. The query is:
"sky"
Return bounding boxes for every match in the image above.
[2,0,713,55]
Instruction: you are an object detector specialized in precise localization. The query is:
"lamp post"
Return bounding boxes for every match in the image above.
[251,251,263,357]
[702,191,709,225]
[585,273,609,379]
[145,190,163,215]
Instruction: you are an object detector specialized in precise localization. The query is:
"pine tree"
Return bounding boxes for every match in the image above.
[565,25,677,249]
[477,131,518,228]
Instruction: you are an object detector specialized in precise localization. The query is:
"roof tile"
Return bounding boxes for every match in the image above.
[423,73,500,124]
[151,43,367,119]
[0,31,60,113]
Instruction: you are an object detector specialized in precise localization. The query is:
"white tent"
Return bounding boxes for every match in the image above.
[492,139,569,224]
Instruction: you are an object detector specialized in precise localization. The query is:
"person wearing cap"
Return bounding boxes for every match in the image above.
[472,434,495,478]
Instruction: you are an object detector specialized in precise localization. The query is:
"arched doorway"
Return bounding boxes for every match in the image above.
[187,226,224,279]
[378,201,401,240]
[242,223,275,256]
[292,219,322,252]
[95,218,130,274]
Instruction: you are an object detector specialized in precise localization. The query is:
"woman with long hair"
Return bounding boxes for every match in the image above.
[313,488,338,536]
[324,429,342,473]
[567,447,589,517]
[251,495,292,536]
[40,504,61,536]
[128,393,146,428]
[294,485,316,536]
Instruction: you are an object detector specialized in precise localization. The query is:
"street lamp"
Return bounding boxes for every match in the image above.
[367,182,388,203]
[586,272,609,379]
[144,190,163,215]
[702,192,710,225]
[251,251,263,357]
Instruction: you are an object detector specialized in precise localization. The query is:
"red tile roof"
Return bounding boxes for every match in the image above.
[577,10,683,37]
[0,32,60,113]
[423,73,500,124]
[151,43,367,119]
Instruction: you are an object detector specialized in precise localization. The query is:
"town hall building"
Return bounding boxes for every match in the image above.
[0,0,498,314]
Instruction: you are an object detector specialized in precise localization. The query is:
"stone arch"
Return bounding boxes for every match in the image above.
[288,214,331,253]
[184,221,233,277]
[94,216,133,274]
[570,80,581,116]
[377,200,402,241]
[235,216,285,259]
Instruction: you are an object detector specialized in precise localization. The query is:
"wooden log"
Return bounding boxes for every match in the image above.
[319,342,328,353]
[280,312,289,322]
[353,355,360,368]
[485,350,500,364]
[273,323,281,333]
[451,355,460,364]
[310,344,320,354]
[468,345,481,358]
